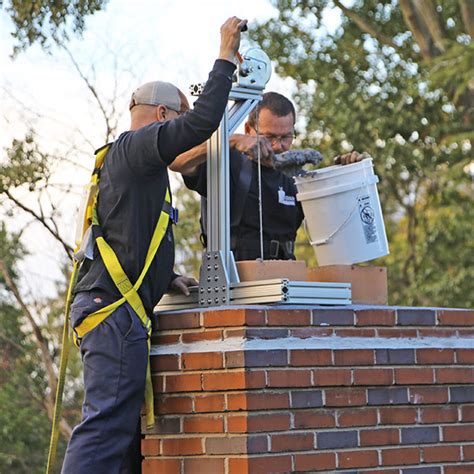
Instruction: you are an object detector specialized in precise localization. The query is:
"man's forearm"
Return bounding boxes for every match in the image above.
[170,134,245,176]
[169,142,208,176]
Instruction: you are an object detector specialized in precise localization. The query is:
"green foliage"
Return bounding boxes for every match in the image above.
[5,0,109,55]
[0,132,49,193]
[0,223,26,284]
[254,0,473,307]
[0,303,54,473]
[172,178,204,278]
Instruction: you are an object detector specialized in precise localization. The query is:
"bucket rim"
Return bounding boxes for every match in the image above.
[294,157,374,184]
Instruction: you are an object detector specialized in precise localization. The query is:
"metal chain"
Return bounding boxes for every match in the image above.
[255,105,264,260]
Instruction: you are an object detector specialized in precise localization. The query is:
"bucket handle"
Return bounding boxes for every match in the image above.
[304,187,363,247]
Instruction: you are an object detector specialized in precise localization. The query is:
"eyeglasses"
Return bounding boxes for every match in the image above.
[250,127,295,144]
[261,133,295,144]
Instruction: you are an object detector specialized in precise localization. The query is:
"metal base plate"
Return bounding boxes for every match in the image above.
[155,279,351,312]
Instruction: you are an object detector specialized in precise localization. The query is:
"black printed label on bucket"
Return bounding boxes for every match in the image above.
[358,195,378,244]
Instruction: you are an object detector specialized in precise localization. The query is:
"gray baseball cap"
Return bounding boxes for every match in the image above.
[129,80,181,111]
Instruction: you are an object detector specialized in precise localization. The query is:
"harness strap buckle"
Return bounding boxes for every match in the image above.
[73,328,82,347]
[170,207,179,225]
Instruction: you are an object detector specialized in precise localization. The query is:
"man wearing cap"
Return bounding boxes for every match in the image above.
[61,16,247,473]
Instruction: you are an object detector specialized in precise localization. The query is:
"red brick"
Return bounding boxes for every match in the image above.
[142,458,181,474]
[162,437,203,455]
[141,438,160,456]
[462,406,474,422]
[438,309,474,326]
[395,368,434,385]
[314,368,351,386]
[325,388,367,407]
[417,328,457,337]
[151,354,180,372]
[165,373,201,392]
[152,374,164,392]
[360,428,400,446]
[247,371,266,388]
[248,413,291,432]
[290,349,332,366]
[227,415,247,432]
[416,348,455,364]
[206,436,246,455]
[183,458,224,474]
[338,449,378,468]
[202,371,246,391]
[194,394,225,413]
[382,447,420,465]
[337,408,378,427]
[377,328,418,338]
[334,349,375,366]
[423,445,461,463]
[271,433,314,452]
[156,396,193,414]
[420,406,458,423]
[224,328,246,338]
[335,328,376,337]
[294,410,336,429]
[150,333,181,345]
[294,452,336,471]
[227,392,289,411]
[379,407,417,425]
[291,327,334,337]
[183,415,223,433]
[267,369,311,387]
[225,351,245,369]
[463,444,474,461]
[457,349,474,364]
[181,330,222,343]
[182,352,223,370]
[158,312,200,330]
[203,309,246,327]
[444,465,474,473]
[354,368,393,385]
[246,308,266,325]
[267,309,311,326]
[436,367,474,384]
[443,424,474,442]
[229,455,292,474]
[356,309,396,326]
[409,387,448,404]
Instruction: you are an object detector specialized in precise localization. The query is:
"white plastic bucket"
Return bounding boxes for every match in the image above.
[294,158,389,266]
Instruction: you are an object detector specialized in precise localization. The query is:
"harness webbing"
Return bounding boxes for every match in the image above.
[46,143,172,473]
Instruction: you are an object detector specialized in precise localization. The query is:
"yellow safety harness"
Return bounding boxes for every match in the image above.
[46,143,175,473]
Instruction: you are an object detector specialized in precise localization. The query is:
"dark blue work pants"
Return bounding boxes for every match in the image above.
[61,291,148,474]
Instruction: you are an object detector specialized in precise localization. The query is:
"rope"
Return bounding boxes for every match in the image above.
[255,105,264,260]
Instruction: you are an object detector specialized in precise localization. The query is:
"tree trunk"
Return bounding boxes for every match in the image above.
[399,0,438,60]
[460,0,474,38]
[413,0,446,54]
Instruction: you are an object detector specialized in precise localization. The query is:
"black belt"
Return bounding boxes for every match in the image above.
[231,236,295,259]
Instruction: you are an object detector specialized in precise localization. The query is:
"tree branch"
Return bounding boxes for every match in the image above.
[413,0,446,54]
[460,0,474,38]
[3,189,74,259]
[399,0,437,60]
[60,44,115,142]
[333,0,399,50]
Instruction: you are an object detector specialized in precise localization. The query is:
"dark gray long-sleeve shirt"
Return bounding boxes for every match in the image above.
[74,59,236,313]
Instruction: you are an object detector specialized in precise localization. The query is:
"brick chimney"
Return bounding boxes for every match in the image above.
[142,305,474,473]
